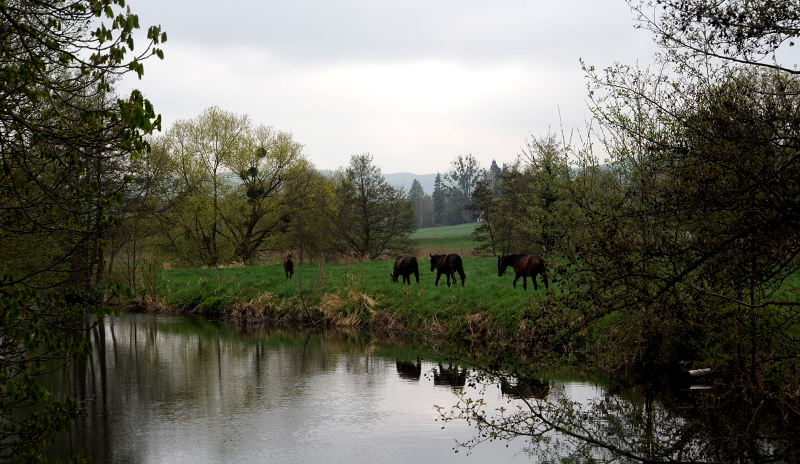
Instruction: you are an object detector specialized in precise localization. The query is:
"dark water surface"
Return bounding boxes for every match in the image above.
[47,314,603,463]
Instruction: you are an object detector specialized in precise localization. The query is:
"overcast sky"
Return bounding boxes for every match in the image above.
[120,0,662,175]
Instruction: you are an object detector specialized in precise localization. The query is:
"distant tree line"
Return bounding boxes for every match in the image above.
[407,154,493,229]
[404,141,572,260]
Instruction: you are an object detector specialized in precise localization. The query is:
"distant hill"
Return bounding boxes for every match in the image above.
[318,170,438,196]
[382,172,437,195]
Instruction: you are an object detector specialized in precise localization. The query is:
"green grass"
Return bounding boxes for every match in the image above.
[151,224,559,336]
[156,256,558,324]
[412,223,477,239]
[412,223,477,255]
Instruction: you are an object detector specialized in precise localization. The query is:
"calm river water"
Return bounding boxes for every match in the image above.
[47,313,605,463]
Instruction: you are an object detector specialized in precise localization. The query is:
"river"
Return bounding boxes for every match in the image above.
[43,313,610,463]
[45,313,789,463]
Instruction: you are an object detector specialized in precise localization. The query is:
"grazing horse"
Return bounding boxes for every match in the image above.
[430,253,466,287]
[497,254,548,290]
[283,254,294,279]
[390,256,420,284]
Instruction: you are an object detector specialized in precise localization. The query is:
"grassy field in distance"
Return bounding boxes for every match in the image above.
[412,223,477,256]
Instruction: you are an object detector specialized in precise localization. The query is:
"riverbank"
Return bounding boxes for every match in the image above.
[128,256,561,349]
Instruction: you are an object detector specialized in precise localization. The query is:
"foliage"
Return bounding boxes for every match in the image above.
[443,0,800,461]
[432,173,447,224]
[148,107,312,267]
[281,168,338,264]
[468,170,501,255]
[407,179,435,228]
[0,0,165,459]
[224,127,310,262]
[574,47,800,382]
[439,368,800,463]
[154,106,248,267]
[330,154,416,260]
[443,154,482,224]
[630,0,800,74]
[470,138,572,257]
[518,133,573,253]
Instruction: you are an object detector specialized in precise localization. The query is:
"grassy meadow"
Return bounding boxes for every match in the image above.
[411,223,477,256]
[151,223,557,333]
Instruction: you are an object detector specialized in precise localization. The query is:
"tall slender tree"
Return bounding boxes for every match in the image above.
[432,173,446,225]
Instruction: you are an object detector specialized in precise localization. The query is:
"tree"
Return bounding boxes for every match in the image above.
[331,154,416,260]
[446,0,800,461]
[222,127,309,263]
[0,0,165,459]
[152,108,311,266]
[489,160,502,197]
[630,0,800,75]
[444,154,481,223]
[468,170,500,255]
[407,179,435,228]
[487,163,539,255]
[184,106,250,266]
[432,173,446,225]
[564,3,800,384]
[281,168,337,264]
[110,134,175,297]
[153,112,236,267]
[450,68,800,463]
[471,153,570,257]
[519,133,572,253]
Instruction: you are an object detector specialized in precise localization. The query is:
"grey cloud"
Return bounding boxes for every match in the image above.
[133,0,653,66]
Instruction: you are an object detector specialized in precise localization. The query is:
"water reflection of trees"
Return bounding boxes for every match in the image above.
[440,370,800,463]
[50,314,426,461]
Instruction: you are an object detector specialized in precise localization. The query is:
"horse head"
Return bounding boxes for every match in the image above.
[390,272,398,283]
[497,255,508,277]
[430,254,443,272]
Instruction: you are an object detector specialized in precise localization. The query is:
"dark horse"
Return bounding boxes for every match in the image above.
[390,256,419,284]
[283,254,294,279]
[497,254,548,290]
[430,253,466,287]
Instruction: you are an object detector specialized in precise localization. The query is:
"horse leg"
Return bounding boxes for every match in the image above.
[435,272,441,286]
[512,275,520,288]
[532,274,538,290]
[446,273,451,287]
[522,276,528,290]
[414,271,419,283]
